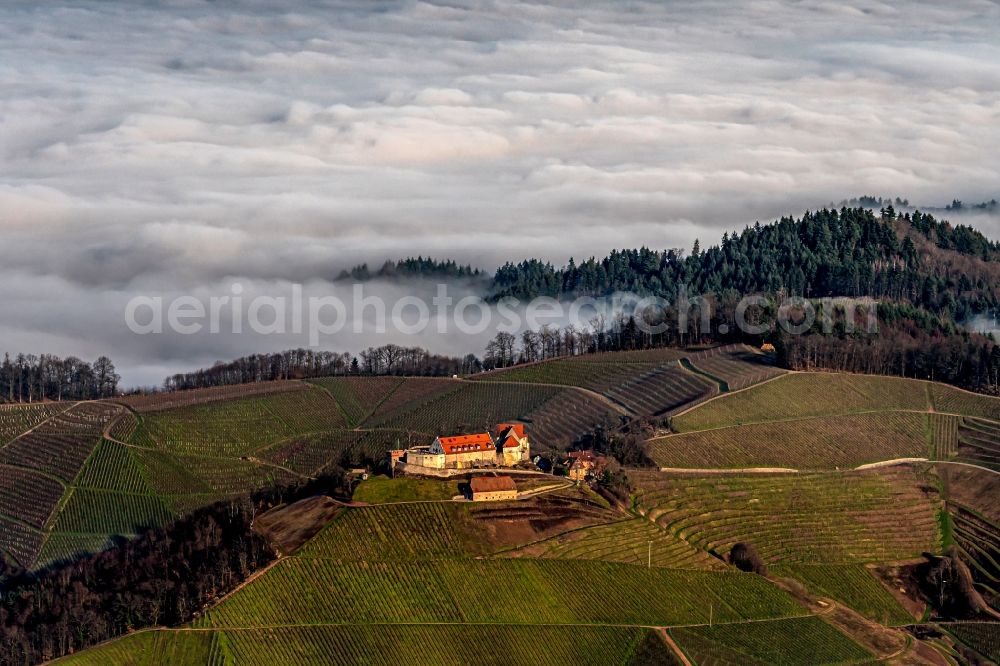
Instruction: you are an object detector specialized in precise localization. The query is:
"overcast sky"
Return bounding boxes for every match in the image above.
[2,0,999,386]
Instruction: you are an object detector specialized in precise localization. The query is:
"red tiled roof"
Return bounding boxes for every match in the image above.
[438,433,493,454]
[496,423,526,439]
[470,476,517,493]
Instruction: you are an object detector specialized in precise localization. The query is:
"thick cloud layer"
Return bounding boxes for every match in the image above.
[2,0,999,386]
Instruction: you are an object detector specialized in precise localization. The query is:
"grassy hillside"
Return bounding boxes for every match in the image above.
[48,465,930,666]
[0,366,626,568]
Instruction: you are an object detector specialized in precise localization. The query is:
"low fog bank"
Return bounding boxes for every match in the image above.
[3,0,1000,385]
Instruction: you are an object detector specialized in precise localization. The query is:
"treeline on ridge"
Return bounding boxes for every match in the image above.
[156,345,481,392]
[490,206,1000,314]
[0,353,119,403]
[337,256,485,282]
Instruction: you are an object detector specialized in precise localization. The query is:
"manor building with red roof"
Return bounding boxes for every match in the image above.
[400,424,530,470]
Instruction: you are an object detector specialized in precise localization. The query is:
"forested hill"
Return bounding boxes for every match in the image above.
[491,206,1000,320]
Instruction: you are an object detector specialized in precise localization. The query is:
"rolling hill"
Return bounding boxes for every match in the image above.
[53,489,885,666]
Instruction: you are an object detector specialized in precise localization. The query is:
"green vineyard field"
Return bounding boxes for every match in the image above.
[260,429,402,476]
[650,412,931,470]
[685,345,785,391]
[117,381,308,412]
[51,487,173,535]
[309,376,401,426]
[505,518,722,570]
[633,469,941,563]
[0,403,67,444]
[930,413,959,459]
[76,439,149,493]
[775,564,914,625]
[366,381,559,435]
[941,622,1000,661]
[132,387,344,457]
[54,625,674,666]
[930,385,1000,421]
[197,558,803,628]
[296,503,482,561]
[956,418,1000,471]
[473,359,714,417]
[671,616,874,665]
[673,373,931,432]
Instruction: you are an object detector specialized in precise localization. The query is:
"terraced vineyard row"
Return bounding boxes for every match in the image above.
[930,413,959,459]
[775,564,914,625]
[107,411,138,443]
[299,503,482,561]
[506,518,722,570]
[1,432,100,482]
[633,469,941,563]
[941,623,1000,662]
[649,412,931,470]
[0,402,67,444]
[565,347,690,363]
[604,366,715,416]
[930,384,1000,421]
[472,358,714,417]
[262,430,405,476]
[133,387,344,457]
[55,625,670,666]
[197,559,803,628]
[472,359,656,391]
[685,344,785,391]
[949,504,1000,597]
[367,377,460,422]
[0,402,124,566]
[523,390,621,451]
[956,417,1000,471]
[169,454,299,495]
[0,466,63,528]
[309,376,401,426]
[51,487,173,535]
[671,616,874,665]
[77,439,149,492]
[0,515,44,567]
[672,373,932,432]
[366,382,559,436]
[37,402,123,435]
[116,380,308,412]
[130,447,212,496]
[35,532,116,569]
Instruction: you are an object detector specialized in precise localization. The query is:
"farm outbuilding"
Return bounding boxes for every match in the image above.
[469,475,518,502]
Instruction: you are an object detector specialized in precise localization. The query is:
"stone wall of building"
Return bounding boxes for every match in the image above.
[472,489,518,502]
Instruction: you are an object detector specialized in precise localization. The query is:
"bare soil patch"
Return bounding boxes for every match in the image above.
[253,495,341,555]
